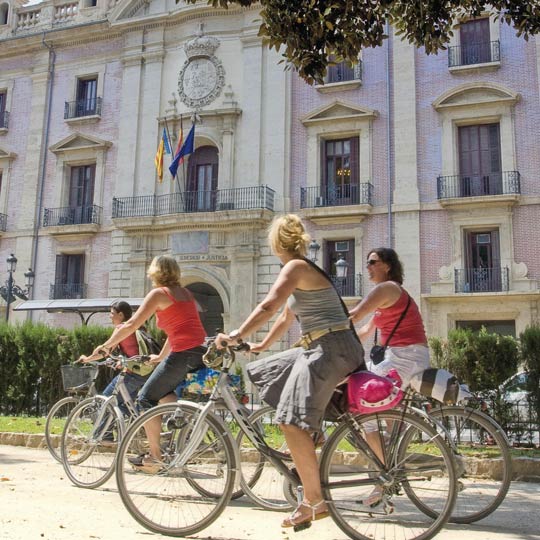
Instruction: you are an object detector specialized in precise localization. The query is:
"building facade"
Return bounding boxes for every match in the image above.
[0,1,539,345]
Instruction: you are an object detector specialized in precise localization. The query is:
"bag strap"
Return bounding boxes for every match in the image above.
[379,293,411,348]
[301,257,360,343]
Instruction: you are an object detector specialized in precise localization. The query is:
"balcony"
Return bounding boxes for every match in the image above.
[64,97,102,120]
[437,171,520,208]
[330,273,363,298]
[0,213,6,232]
[42,205,101,236]
[317,60,363,93]
[300,183,373,225]
[448,40,500,69]
[0,111,8,130]
[454,267,509,293]
[50,282,87,300]
[112,186,276,231]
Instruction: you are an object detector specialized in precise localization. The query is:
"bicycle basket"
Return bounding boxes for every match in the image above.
[61,364,98,391]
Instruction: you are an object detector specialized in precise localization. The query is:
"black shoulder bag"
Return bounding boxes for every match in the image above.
[370,293,411,365]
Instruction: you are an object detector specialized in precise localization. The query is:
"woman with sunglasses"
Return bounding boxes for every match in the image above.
[349,247,430,505]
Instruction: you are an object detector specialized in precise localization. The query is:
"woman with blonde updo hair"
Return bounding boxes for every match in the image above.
[92,254,206,470]
[217,214,364,530]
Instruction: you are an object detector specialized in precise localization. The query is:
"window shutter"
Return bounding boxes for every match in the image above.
[320,140,327,201]
[55,254,66,284]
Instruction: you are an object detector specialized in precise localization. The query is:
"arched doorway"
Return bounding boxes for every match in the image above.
[186,282,223,336]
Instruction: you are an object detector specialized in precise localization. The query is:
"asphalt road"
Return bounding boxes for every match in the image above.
[1,445,539,540]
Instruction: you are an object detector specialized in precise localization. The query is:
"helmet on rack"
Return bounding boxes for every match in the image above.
[347,369,403,414]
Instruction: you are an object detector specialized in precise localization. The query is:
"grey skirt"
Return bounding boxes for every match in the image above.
[247,329,365,431]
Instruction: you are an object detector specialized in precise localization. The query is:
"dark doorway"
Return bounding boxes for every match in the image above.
[186,282,224,336]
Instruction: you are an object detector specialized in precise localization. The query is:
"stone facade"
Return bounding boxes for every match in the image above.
[0,1,539,346]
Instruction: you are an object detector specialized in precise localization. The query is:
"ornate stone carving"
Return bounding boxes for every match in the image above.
[438,265,453,281]
[178,26,225,109]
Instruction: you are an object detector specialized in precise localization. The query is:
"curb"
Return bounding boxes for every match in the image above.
[2,432,539,482]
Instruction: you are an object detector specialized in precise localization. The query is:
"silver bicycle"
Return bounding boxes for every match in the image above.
[115,342,458,540]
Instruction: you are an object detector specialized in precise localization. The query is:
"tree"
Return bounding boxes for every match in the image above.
[182,0,540,84]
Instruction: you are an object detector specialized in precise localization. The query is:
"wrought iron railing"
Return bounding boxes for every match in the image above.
[324,59,362,84]
[49,282,87,299]
[330,273,363,297]
[300,183,373,209]
[112,186,275,218]
[43,205,102,227]
[0,213,6,232]
[0,111,8,129]
[454,267,509,293]
[437,171,520,199]
[64,97,102,119]
[448,40,500,67]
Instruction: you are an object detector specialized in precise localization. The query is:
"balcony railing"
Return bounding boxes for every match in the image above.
[50,282,87,300]
[300,183,373,209]
[330,273,363,297]
[43,205,102,227]
[324,60,362,84]
[112,186,275,218]
[437,171,520,200]
[454,267,509,293]
[0,111,8,129]
[64,97,102,119]
[448,40,500,67]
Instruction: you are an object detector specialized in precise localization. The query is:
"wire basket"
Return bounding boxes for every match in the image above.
[61,364,99,391]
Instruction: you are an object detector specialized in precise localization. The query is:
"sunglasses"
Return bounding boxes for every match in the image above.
[366,259,380,266]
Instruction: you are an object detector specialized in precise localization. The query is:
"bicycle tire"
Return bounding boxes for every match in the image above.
[429,406,512,523]
[61,396,123,489]
[320,410,457,540]
[45,396,79,463]
[236,405,295,511]
[116,402,236,537]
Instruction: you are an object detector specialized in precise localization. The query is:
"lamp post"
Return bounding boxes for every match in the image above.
[308,239,321,262]
[335,254,349,295]
[1,254,35,322]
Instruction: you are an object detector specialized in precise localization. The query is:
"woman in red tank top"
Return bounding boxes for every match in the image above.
[91,255,206,469]
[349,247,431,505]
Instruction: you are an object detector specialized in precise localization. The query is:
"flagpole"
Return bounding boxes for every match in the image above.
[179,113,185,193]
[163,117,182,194]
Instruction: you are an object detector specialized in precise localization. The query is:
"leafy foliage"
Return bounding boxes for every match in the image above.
[181,0,540,83]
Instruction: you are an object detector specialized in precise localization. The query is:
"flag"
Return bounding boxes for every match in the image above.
[154,128,170,182]
[174,128,184,160]
[169,124,195,178]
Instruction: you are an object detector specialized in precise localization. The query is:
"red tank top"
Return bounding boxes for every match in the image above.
[117,326,140,357]
[373,288,427,347]
[156,288,206,352]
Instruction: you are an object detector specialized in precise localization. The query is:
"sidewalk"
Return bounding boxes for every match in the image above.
[1,445,539,540]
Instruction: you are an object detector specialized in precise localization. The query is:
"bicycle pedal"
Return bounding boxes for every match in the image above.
[293,521,312,532]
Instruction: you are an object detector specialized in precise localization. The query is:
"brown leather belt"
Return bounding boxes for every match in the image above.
[293,323,351,349]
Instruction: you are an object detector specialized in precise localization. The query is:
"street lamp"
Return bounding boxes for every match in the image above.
[1,254,35,322]
[335,254,349,295]
[308,239,321,262]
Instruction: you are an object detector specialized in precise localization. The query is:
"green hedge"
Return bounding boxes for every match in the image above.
[0,322,111,416]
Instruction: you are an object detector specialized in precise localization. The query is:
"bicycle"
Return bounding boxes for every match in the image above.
[115,341,458,540]
[45,363,101,463]
[60,354,148,489]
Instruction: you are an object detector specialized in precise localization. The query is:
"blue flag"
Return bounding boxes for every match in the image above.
[169,124,195,178]
[162,128,171,154]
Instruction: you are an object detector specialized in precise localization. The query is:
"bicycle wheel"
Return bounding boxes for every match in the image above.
[429,406,512,523]
[320,410,457,540]
[116,402,236,537]
[45,396,79,463]
[236,405,295,511]
[61,396,123,489]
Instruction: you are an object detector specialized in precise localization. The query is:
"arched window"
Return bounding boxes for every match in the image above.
[186,146,219,212]
[0,3,9,25]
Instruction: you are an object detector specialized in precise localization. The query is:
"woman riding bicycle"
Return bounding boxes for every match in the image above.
[216,214,365,529]
[91,255,206,470]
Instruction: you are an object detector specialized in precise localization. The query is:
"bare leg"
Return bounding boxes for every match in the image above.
[144,392,177,461]
[280,424,323,503]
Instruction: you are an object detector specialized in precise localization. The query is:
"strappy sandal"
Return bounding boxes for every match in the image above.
[128,453,163,474]
[281,499,330,528]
